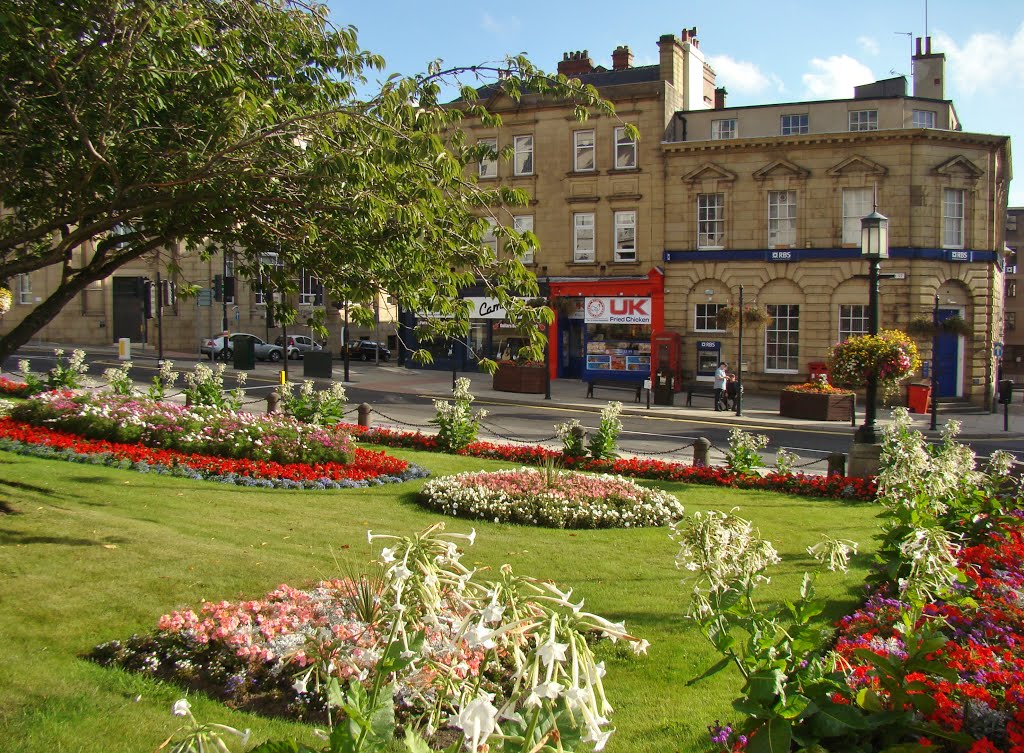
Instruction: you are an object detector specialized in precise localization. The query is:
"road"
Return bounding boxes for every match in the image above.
[6,346,1023,469]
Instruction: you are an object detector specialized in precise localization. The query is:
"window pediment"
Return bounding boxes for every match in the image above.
[825,155,888,178]
[682,163,737,184]
[753,159,810,181]
[933,155,984,179]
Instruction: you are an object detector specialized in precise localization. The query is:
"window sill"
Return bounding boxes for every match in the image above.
[608,167,641,174]
[696,246,725,252]
[566,170,599,177]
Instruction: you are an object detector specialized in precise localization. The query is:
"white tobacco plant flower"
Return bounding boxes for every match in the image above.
[807,536,859,573]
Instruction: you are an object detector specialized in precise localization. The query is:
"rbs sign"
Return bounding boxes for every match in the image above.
[584,297,652,324]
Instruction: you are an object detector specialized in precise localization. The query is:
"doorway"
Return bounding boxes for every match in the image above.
[934,308,962,398]
[112,276,146,344]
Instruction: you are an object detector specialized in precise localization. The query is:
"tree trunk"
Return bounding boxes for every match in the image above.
[0,276,93,363]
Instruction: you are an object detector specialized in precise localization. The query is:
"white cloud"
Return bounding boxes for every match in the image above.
[480,13,521,36]
[801,55,876,99]
[933,24,1024,96]
[707,54,774,96]
[858,36,880,56]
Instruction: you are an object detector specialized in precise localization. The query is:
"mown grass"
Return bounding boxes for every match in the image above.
[0,447,880,753]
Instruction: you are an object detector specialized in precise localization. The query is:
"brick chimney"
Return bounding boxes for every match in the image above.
[912,36,945,99]
[714,86,727,109]
[681,26,699,49]
[612,45,634,71]
[558,50,595,77]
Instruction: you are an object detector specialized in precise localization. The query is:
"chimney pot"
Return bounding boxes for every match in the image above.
[611,44,634,71]
[557,49,595,77]
[916,37,922,55]
[714,87,727,109]
[925,36,932,54]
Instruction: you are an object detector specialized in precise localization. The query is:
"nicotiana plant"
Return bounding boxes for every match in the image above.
[164,523,648,753]
[279,380,348,425]
[587,401,622,460]
[18,347,89,394]
[431,377,485,452]
[182,362,245,411]
[555,418,586,458]
[724,428,769,475]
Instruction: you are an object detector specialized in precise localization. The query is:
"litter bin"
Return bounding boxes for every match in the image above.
[653,369,674,406]
[999,379,1015,404]
[303,350,334,379]
[906,383,931,414]
[232,337,256,370]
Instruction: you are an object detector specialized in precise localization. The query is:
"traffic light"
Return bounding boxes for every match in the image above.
[213,274,223,302]
[161,280,176,307]
[223,275,235,302]
[143,279,154,319]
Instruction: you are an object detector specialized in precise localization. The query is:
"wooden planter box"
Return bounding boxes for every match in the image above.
[492,363,546,394]
[779,390,854,421]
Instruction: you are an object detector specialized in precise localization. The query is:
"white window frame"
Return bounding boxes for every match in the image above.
[254,252,283,305]
[16,273,31,305]
[849,110,878,131]
[613,126,637,169]
[912,109,936,129]
[478,137,498,179]
[613,210,636,262]
[299,269,321,306]
[842,188,873,245]
[694,303,724,332]
[697,193,725,249]
[513,215,535,264]
[765,304,800,373]
[573,213,595,263]
[513,134,534,176]
[768,190,797,247]
[780,113,809,135]
[574,130,595,172]
[838,304,869,342]
[711,118,737,140]
[943,188,965,249]
[482,218,499,254]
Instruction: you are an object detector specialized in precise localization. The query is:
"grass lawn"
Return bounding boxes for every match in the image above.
[0,446,880,753]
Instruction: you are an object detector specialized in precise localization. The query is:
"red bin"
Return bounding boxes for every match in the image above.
[906,384,931,414]
[808,362,829,380]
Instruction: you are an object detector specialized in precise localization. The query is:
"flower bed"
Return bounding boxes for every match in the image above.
[341,424,878,501]
[491,362,547,394]
[0,418,424,489]
[89,578,479,722]
[0,376,31,397]
[419,467,684,528]
[11,392,355,465]
[832,520,1024,749]
[779,389,854,421]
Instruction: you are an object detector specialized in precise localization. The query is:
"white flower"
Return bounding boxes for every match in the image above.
[564,685,591,710]
[594,660,607,678]
[536,640,569,668]
[172,698,191,717]
[292,673,309,695]
[481,602,505,624]
[391,562,412,582]
[631,638,650,655]
[582,723,613,751]
[465,623,496,650]
[379,547,397,564]
[533,680,563,699]
[454,694,499,752]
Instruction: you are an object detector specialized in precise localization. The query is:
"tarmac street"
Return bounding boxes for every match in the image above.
[6,341,1024,471]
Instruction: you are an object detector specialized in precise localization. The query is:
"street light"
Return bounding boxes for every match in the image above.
[854,209,889,445]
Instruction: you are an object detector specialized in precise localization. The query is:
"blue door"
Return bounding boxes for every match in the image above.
[934,309,960,398]
[559,319,584,379]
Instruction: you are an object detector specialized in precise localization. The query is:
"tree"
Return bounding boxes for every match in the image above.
[0,0,618,365]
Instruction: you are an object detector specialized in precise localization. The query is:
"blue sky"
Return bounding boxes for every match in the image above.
[328,0,1024,209]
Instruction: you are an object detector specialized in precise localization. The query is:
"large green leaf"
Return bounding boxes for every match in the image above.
[746,718,793,753]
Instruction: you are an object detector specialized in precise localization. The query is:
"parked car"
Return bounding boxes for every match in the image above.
[200,333,286,362]
[346,340,391,362]
[275,334,324,359]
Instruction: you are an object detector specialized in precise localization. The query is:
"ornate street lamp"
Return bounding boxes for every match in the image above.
[854,209,889,444]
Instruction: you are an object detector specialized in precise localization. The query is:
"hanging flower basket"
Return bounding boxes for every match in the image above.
[904,315,973,339]
[0,287,11,315]
[828,330,921,399]
[715,305,773,331]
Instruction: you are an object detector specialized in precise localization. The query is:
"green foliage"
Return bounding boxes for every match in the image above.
[0,0,614,362]
[725,428,769,474]
[587,401,622,460]
[102,362,135,397]
[555,418,586,458]
[278,381,348,425]
[18,348,89,393]
[147,360,180,401]
[182,362,244,411]
[430,377,484,452]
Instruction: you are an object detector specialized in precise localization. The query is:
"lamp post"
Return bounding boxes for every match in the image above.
[854,209,889,445]
[930,294,939,431]
[735,285,744,416]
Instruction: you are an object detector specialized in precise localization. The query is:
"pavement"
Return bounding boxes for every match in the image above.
[9,340,1024,441]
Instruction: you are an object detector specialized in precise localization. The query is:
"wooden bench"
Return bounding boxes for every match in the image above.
[585,378,643,403]
[685,382,718,407]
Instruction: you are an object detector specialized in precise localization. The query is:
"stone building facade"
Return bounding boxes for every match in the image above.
[1005,208,1024,378]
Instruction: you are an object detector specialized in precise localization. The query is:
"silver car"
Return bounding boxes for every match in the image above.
[200,333,286,362]
[276,334,324,359]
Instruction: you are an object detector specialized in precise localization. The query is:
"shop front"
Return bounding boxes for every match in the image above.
[548,269,665,383]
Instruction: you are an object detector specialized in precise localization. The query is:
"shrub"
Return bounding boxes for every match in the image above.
[431,377,484,452]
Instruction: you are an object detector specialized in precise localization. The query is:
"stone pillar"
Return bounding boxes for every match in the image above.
[693,437,711,467]
[847,441,881,479]
[827,452,847,477]
[266,391,281,414]
[358,403,372,428]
